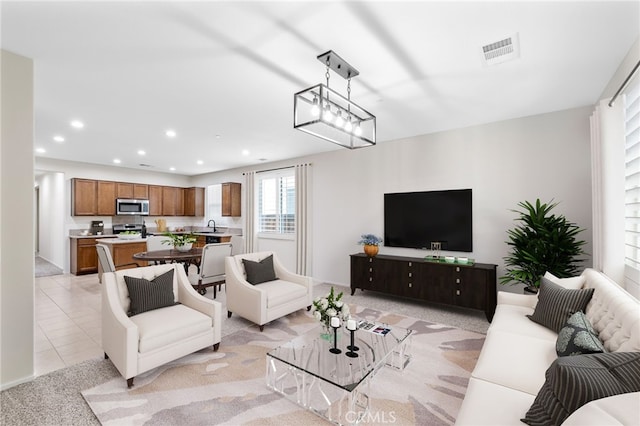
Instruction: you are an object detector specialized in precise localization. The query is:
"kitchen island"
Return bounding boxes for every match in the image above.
[97,238,148,282]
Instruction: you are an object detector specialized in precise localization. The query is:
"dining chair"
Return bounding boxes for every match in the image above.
[230,235,245,255]
[96,243,139,275]
[188,243,233,297]
[145,235,171,264]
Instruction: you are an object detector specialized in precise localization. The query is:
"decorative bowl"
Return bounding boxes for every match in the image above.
[444,256,455,263]
[175,243,193,252]
[457,257,469,264]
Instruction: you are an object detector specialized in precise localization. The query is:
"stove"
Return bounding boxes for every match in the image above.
[113,224,143,234]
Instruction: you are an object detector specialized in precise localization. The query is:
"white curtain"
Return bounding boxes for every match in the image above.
[589,100,626,283]
[244,171,257,253]
[295,163,312,275]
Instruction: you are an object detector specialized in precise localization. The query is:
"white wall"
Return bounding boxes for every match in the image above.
[1,50,35,389]
[36,172,65,268]
[192,106,593,293]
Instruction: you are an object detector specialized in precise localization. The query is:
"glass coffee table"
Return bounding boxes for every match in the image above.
[266,322,413,425]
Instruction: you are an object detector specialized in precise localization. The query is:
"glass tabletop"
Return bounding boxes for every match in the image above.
[266,322,413,392]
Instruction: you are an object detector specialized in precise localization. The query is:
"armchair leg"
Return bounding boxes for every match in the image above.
[104,352,109,360]
[213,343,220,351]
[259,325,264,332]
[227,311,232,318]
[307,305,311,311]
[127,377,134,388]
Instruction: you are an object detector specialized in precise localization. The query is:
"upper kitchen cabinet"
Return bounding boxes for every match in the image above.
[116,183,148,199]
[185,187,205,216]
[97,181,117,215]
[148,185,163,216]
[176,188,185,216]
[222,182,241,217]
[162,186,179,216]
[72,178,97,215]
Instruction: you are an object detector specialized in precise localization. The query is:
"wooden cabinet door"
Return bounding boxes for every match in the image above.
[97,181,116,215]
[133,184,148,199]
[222,182,241,217]
[455,267,488,310]
[148,185,163,215]
[175,188,185,216]
[112,242,147,268]
[418,263,454,305]
[350,255,372,293]
[184,187,205,216]
[72,179,97,215]
[162,186,178,216]
[116,182,133,199]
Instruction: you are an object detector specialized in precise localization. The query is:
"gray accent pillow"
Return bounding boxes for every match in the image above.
[556,311,606,357]
[522,352,640,426]
[124,269,176,316]
[527,277,594,333]
[242,255,277,285]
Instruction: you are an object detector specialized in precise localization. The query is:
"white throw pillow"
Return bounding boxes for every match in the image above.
[543,271,585,290]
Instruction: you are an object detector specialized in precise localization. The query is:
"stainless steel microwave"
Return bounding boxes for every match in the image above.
[116,198,149,215]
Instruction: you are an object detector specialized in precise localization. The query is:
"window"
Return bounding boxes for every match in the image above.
[258,169,295,235]
[624,80,640,270]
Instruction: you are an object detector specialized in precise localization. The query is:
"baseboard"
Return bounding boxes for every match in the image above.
[1,373,35,391]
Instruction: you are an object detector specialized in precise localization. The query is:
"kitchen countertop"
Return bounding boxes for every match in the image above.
[98,238,147,245]
[69,234,117,239]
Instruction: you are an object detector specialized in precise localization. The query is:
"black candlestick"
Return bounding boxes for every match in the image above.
[346,329,359,357]
[329,325,341,354]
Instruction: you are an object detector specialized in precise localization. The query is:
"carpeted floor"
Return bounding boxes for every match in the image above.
[0,283,490,425]
[34,256,63,278]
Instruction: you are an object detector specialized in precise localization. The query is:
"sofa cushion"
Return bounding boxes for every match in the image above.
[242,254,277,285]
[527,277,594,333]
[489,303,557,342]
[556,311,606,357]
[124,269,177,316]
[562,392,640,425]
[257,279,307,308]
[521,352,640,426]
[130,304,213,353]
[544,271,585,290]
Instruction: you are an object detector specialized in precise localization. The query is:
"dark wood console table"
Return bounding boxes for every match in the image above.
[350,253,497,322]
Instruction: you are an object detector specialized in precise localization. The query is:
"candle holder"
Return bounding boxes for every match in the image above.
[329,323,341,354]
[346,328,359,358]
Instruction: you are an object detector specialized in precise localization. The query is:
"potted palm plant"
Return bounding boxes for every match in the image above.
[500,199,586,293]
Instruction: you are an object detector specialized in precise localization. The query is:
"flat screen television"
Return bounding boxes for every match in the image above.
[384,189,472,252]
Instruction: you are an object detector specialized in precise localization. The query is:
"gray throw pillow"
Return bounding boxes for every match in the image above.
[242,254,277,285]
[522,352,640,426]
[527,277,594,333]
[556,311,606,357]
[124,269,176,316]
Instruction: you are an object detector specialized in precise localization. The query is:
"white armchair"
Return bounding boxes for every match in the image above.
[225,251,313,331]
[102,263,222,387]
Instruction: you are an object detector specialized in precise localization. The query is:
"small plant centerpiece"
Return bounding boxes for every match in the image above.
[358,234,383,257]
[311,287,351,338]
[500,199,586,293]
[162,232,197,252]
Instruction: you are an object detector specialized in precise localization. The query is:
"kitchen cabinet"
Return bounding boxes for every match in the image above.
[222,182,241,217]
[71,178,97,216]
[134,184,148,199]
[97,181,117,215]
[350,253,497,321]
[116,182,148,199]
[117,182,133,199]
[148,185,163,215]
[162,186,179,216]
[184,187,205,216]
[70,236,117,275]
[111,241,147,269]
[176,188,185,216]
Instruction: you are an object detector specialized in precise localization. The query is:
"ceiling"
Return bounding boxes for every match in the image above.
[2,1,639,176]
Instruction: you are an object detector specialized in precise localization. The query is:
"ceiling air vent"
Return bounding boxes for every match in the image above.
[480,33,520,66]
[138,163,153,168]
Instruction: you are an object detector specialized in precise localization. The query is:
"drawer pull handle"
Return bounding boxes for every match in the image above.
[456,267,460,272]
[409,262,412,267]
[409,272,412,278]
[456,278,460,283]
[409,283,412,288]
[456,290,460,296]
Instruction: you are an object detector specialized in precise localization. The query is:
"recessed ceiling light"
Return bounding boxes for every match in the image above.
[166,129,176,138]
[242,149,250,156]
[70,120,84,129]
[35,148,46,153]
[137,150,146,156]
[197,160,203,165]
[113,158,121,164]
[215,134,221,139]
[53,135,65,142]
[169,167,176,171]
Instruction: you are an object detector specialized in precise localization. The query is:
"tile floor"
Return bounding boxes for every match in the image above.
[34,273,104,376]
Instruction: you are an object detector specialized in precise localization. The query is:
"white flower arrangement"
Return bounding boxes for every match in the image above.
[311,286,350,329]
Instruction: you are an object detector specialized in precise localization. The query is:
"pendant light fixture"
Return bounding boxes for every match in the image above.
[294,50,376,149]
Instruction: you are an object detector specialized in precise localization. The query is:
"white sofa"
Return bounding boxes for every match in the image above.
[225,251,313,331]
[456,268,640,425]
[102,263,222,387]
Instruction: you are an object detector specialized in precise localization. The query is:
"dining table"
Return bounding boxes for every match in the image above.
[133,248,203,274]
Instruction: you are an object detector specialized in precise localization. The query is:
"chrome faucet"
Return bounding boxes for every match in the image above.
[207,219,217,232]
